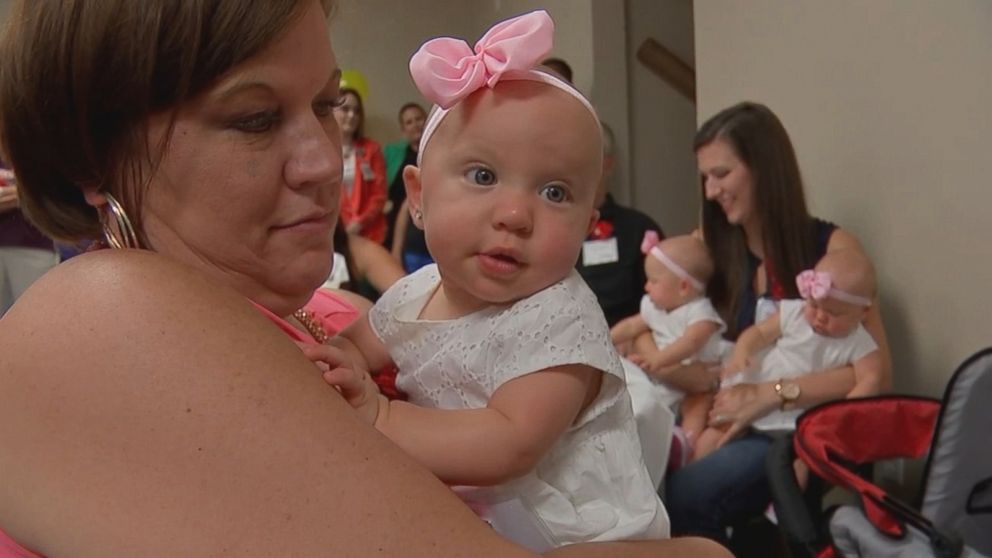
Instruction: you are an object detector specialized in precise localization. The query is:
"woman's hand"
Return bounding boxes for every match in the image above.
[708,382,778,447]
[0,184,18,212]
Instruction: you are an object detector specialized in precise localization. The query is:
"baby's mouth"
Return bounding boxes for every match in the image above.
[487,252,519,264]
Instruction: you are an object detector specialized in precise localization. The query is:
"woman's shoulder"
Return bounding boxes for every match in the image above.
[10,249,250,325]
[822,224,866,254]
[0,249,299,390]
[0,250,289,390]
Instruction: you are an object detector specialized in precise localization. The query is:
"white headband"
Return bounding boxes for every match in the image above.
[650,247,705,292]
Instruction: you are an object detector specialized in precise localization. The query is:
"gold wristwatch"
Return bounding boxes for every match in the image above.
[774,379,801,411]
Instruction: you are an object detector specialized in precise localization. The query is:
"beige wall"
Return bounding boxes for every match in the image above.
[328,0,695,225]
[626,0,697,235]
[329,0,480,142]
[330,0,598,145]
[695,0,992,396]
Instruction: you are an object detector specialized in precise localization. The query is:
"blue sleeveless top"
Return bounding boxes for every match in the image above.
[733,218,836,338]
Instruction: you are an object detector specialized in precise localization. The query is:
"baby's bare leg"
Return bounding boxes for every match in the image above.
[793,458,810,490]
[690,426,727,462]
[679,392,712,440]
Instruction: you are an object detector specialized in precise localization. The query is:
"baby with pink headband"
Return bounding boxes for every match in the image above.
[609,233,727,467]
[690,248,881,462]
[311,10,668,550]
[612,233,727,378]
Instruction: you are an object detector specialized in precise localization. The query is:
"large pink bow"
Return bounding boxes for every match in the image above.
[796,270,832,300]
[641,230,660,255]
[409,10,553,109]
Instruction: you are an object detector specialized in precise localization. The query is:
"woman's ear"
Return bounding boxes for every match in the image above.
[81,184,107,208]
[402,165,424,230]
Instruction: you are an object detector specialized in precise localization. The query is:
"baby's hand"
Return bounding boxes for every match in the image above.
[721,353,751,380]
[299,343,384,425]
[629,353,667,375]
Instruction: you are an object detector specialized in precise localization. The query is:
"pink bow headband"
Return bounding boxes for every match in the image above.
[409,10,599,166]
[641,231,705,292]
[796,270,871,307]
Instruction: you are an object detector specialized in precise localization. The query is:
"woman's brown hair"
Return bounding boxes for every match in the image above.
[695,102,817,337]
[0,0,334,243]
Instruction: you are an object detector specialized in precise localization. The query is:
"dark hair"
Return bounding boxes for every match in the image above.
[694,102,817,336]
[397,102,426,123]
[339,87,365,140]
[0,0,334,243]
[540,57,573,83]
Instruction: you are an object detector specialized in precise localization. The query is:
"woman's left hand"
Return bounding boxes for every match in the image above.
[708,382,778,447]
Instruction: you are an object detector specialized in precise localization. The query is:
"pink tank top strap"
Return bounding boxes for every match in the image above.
[0,527,44,558]
[250,288,359,343]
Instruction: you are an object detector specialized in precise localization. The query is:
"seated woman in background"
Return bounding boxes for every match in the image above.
[335,86,388,243]
[0,0,727,556]
[658,102,891,550]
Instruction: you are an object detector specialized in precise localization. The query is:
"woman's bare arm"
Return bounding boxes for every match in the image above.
[349,232,406,293]
[712,366,856,446]
[630,331,719,394]
[0,184,18,212]
[826,228,892,394]
[0,251,727,558]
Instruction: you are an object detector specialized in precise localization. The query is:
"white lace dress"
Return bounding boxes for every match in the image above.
[369,264,669,550]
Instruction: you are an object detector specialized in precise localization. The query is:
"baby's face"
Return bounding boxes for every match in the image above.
[644,256,683,312]
[802,296,865,338]
[414,81,602,311]
[803,259,871,337]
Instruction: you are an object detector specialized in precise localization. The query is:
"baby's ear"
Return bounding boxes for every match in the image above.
[403,165,422,203]
[860,304,872,321]
[403,165,425,230]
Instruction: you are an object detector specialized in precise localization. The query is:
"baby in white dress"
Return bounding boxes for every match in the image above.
[609,233,726,466]
[692,248,881,462]
[304,10,668,551]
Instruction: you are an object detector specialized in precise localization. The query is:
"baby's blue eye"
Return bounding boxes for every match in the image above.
[467,167,497,186]
[540,184,570,203]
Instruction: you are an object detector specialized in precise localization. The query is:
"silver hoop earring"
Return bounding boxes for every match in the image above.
[100,193,139,249]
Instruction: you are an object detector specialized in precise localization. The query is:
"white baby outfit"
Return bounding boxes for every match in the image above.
[635,295,727,413]
[639,295,727,364]
[726,298,878,431]
[369,264,669,550]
